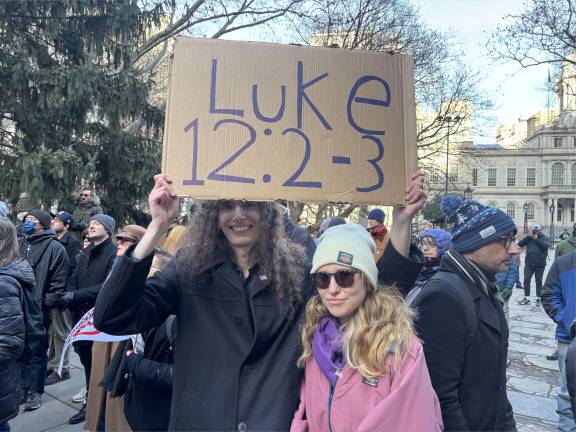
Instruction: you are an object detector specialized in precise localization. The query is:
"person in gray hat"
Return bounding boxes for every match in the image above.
[18,210,69,411]
[58,214,117,424]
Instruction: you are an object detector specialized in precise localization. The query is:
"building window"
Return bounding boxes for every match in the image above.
[552,162,565,185]
[573,137,576,148]
[472,168,478,186]
[554,137,563,148]
[449,163,459,182]
[506,203,515,219]
[572,163,576,186]
[488,201,497,208]
[557,202,563,222]
[507,168,516,186]
[488,168,497,186]
[526,203,535,220]
[526,168,536,186]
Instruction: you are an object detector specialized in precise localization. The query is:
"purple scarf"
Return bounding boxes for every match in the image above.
[312,317,345,386]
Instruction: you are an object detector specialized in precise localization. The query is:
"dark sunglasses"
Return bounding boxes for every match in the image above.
[117,237,136,245]
[312,270,359,289]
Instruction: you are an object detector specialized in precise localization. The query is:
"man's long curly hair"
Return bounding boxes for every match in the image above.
[174,200,308,317]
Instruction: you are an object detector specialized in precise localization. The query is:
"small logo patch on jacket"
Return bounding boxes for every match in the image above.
[337,251,353,265]
[362,377,379,388]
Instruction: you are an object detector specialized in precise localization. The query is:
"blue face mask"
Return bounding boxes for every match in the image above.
[22,220,37,235]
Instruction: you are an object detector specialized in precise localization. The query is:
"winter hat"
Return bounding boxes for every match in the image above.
[0,201,9,218]
[90,214,116,235]
[442,195,517,253]
[25,210,52,230]
[421,229,453,257]
[312,224,378,288]
[367,208,385,224]
[54,211,75,229]
[319,218,333,234]
[532,223,542,230]
[116,224,146,243]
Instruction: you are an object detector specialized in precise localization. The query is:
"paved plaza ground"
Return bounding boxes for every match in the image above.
[10,251,566,431]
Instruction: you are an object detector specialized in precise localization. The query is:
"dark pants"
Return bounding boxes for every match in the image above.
[524,264,545,298]
[0,421,10,432]
[74,341,93,390]
[21,332,48,394]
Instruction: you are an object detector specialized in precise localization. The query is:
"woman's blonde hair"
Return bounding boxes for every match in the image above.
[297,276,416,378]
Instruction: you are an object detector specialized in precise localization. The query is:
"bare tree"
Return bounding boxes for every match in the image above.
[487,0,576,69]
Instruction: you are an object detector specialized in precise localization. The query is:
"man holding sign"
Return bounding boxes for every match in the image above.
[93,171,425,431]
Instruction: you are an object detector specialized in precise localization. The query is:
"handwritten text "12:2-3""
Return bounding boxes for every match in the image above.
[182,118,384,192]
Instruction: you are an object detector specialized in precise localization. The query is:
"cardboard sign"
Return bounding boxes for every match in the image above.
[162,37,417,205]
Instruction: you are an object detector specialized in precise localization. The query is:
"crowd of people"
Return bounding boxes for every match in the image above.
[0,175,575,432]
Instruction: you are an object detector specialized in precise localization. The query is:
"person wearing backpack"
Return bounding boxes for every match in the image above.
[0,218,31,431]
[18,210,69,411]
[413,195,520,431]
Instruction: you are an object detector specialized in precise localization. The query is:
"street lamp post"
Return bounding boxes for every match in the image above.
[463,185,473,200]
[549,201,556,247]
[437,115,461,195]
[523,202,529,235]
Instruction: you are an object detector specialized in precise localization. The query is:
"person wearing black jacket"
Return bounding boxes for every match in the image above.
[413,195,519,432]
[124,316,176,431]
[18,210,69,411]
[517,223,550,306]
[46,211,82,385]
[0,219,29,431]
[93,173,426,431]
[58,214,116,425]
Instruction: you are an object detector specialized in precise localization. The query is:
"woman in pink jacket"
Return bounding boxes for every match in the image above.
[291,224,443,432]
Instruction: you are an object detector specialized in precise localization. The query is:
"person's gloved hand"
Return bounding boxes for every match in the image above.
[57,292,75,310]
[501,288,513,302]
[44,293,60,308]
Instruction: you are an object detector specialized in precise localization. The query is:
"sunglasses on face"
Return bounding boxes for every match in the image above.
[117,237,136,245]
[312,270,359,289]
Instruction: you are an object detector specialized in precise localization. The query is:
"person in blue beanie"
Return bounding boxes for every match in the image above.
[495,255,519,322]
[412,195,520,432]
[415,229,452,286]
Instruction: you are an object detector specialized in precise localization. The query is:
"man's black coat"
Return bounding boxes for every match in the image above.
[413,257,516,432]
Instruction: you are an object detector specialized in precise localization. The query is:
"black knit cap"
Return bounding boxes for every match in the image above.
[25,210,52,230]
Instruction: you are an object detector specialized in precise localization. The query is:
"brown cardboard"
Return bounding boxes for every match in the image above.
[162,37,417,205]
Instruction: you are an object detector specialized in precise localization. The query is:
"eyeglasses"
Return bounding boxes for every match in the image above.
[498,235,517,249]
[80,193,91,197]
[420,239,437,248]
[312,270,359,289]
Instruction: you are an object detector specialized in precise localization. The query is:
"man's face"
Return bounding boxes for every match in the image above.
[420,237,439,259]
[79,190,92,204]
[217,200,262,252]
[24,215,44,235]
[465,234,521,274]
[367,219,381,229]
[89,220,108,241]
[51,218,67,234]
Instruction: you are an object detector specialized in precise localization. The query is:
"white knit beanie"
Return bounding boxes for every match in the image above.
[311,224,378,288]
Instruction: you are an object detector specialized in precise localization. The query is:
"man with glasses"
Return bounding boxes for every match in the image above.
[412,195,520,432]
[72,188,103,239]
[517,223,550,306]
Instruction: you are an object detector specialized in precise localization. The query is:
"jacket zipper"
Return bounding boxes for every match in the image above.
[327,368,341,432]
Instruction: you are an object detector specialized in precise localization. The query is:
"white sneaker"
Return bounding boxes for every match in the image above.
[72,387,87,404]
